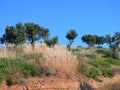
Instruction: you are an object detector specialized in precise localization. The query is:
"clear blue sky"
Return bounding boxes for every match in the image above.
[0,0,120,47]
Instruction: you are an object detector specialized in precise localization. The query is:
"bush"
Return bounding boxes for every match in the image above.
[0,71,5,83]
[89,58,111,69]
[41,66,53,76]
[6,77,20,86]
[102,69,113,78]
[103,50,113,58]
[6,77,26,86]
[0,57,39,81]
[71,48,80,56]
[45,36,58,47]
[23,64,38,77]
[104,50,119,59]
[89,54,97,59]
[96,49,105,55]
[99,60,111,69]
[88,68,100,81]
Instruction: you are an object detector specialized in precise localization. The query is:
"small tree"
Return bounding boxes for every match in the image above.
[0,23,26,46]
[40,27,50,42]
[105,34,112,47]
[45,36,58,47]
[95,35,105,47]
[66,29,78,51]
[24,23,42,47]
[81,34,96,48]
[105,32,120,59]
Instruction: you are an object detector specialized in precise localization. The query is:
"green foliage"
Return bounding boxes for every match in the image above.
[89,54,97,59]
[88,68,100,81]
[96,49,105,55]
[81,34,96,47]
[0,71,5,83]
[0,23,26,45]
[100,58,120,66]
[52,36,58,46]
[40,28,50,42]
[105,32,120,59]
[102,69,113,78]
[95,35,105,47]
[71,48,81,55]
[0,57,38,83]
[66,29,78,40]
[6,77,20,86]
[45,36,58,47]
[90,58,111,69]
[66,29,78,50]
[25,22,42,47]
[6,77,27,86]
[23,64,37,77]
[104,50,119,59]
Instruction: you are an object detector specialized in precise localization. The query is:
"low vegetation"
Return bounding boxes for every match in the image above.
[0,22,120,89]
[72,46,120,83]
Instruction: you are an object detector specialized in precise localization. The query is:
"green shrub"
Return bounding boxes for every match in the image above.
[0,71,5,83]
[88,54,97,60]
[104,50,119,59]
[99,60,111,69]
[104,50,113,58]
[96,49,105,55]
[19,79,26,85]
[6,76,26,86]
[0,57,38,80]
[23,64,38,77]
[89,61,99,68]
[102,69,113,78]
[101,58,118,65]
[45,36,58,47]
[90,58,111,69]
[71,48,80,55]
[6,77,20,86]
[88,68,100,81]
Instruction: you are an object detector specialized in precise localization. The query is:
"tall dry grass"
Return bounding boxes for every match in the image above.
[0,43,78,77]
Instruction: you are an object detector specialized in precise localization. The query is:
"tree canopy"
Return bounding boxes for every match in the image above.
[0,23,26,46]
[81,34,96,48]
[66,29,78,50]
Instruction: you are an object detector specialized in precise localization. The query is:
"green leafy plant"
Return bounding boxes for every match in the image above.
[6,77,20,86]
[45,36,58,47]
[88,68,100,81]
[0,71,5,83]
[102,69,113,78]
[23,64,38,77]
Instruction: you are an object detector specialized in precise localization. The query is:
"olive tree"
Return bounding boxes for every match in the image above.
[66,29,78,51]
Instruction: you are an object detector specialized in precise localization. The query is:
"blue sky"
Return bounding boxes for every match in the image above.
[0,0,120,47]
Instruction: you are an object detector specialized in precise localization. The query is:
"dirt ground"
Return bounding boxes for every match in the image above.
[1,74,120,90]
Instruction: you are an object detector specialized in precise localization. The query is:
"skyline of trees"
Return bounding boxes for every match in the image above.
[0,22,120,49]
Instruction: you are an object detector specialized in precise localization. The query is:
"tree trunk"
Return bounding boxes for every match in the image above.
[31,39,34,48]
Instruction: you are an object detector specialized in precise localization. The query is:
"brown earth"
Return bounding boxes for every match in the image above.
[1,74,120,90]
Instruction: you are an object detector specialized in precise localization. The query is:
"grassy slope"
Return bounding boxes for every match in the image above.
[0,43,120,89]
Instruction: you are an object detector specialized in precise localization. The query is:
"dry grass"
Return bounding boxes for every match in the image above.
[0,43,78,78]
[1,44,120,89]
